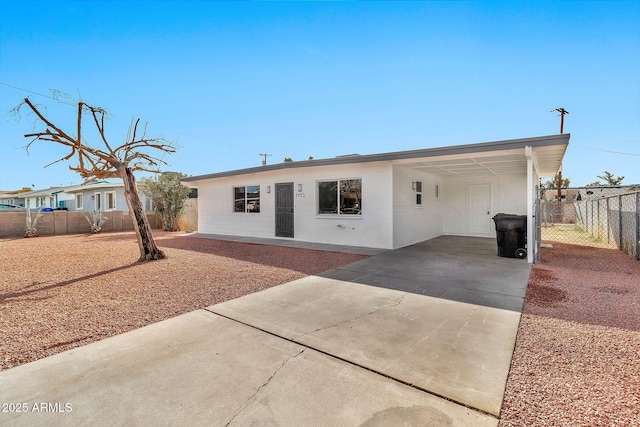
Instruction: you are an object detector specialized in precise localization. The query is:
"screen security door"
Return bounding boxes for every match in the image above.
[275,182,294,238]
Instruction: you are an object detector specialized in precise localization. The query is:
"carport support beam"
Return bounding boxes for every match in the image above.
[525,146,535,263]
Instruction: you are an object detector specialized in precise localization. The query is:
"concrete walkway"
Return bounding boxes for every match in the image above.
[0,236,531,426]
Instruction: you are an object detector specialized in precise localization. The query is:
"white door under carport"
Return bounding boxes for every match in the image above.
[466,183,492,235]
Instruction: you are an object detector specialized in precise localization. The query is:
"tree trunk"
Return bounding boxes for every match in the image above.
[122,167,165,261]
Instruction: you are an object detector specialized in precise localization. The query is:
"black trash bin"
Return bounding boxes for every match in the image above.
[492,213,527,259]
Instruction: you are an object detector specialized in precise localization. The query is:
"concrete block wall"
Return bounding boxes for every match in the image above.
[0,211,159,238]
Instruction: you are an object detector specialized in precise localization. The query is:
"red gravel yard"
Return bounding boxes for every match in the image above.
[500,243,640,426]
[0,231,368,371]
[3,232,639,426]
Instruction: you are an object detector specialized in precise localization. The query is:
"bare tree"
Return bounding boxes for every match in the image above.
[18,97,175,261]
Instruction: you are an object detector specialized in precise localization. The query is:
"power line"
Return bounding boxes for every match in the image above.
[1,80,237,148]
[580,146,640,157]
[0,82,73,104]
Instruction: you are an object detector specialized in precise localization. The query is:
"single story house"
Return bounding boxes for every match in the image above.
[182,134,569,263]
[17,181,155,212]
[0,187,32,206]
[65,181,154,212]
[17,185,78,209]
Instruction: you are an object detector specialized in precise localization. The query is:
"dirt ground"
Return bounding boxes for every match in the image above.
[0,231,367,371]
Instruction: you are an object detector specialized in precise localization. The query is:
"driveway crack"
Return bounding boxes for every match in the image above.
[297,292,408,340]
[225,348,305,426]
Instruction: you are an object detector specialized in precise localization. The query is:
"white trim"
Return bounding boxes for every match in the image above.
[76,193,83,210]
[105,191,116,210]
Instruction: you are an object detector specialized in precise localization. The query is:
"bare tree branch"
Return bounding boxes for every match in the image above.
[15,96,176,261]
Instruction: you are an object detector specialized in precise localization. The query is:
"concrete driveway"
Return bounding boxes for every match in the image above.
[0,236,531,426]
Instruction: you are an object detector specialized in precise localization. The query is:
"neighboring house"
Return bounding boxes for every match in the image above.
[539,185,640,225]
[16,181,154,212]
[182,134,570,263]
[542,185,640,203]
[0,187,32,206]
[65,181,154,212]
[17,185,79,210]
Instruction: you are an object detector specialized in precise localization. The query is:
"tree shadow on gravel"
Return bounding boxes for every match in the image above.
[155,234,369,275]
[524,243,640,332]
[0,263,139,303]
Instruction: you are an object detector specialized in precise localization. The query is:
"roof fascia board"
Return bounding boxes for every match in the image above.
[182,134,570,182]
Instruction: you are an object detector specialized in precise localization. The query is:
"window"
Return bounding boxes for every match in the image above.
[105,191,116,210]
[234,185,260,213]
[318,179,362,215]
[76,193,83,210]
[94,193,102,211]
[144,195,153,211]
[415,181,423,205]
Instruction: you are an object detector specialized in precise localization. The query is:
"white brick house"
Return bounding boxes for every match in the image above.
[182,134,569,263]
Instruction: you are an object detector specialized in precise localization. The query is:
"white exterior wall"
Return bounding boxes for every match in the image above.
[392,165,443,248]
[70,188,151,212]
[441,173,527,237]
[196,162,395,249]
[21,195,57,209]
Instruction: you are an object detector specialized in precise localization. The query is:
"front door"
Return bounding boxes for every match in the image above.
[275,182,294,238]
[467,183,492,235]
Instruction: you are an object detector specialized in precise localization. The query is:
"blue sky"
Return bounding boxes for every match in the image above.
[1,1,638,190]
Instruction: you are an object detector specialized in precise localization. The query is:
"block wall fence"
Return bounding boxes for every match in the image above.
[0,210,161,238]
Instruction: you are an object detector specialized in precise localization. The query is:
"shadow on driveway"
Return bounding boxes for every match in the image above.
[318,235,532,312]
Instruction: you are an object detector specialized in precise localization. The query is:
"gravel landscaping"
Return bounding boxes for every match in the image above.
[0,231,367,371]
[500,243,640,427]
[2,232,638,426]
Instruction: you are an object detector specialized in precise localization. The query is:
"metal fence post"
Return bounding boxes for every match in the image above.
[586,199,589,232]
[618,195,623,251]
[597,198,600,239]
[606,197,610,244]
[636,191,639,261]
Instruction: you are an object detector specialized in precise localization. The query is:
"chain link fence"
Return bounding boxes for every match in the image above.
[539,186,640,260]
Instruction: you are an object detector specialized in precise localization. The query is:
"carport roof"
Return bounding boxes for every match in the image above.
[182,134,569,182]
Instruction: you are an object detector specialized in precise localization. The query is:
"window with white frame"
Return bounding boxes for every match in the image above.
[76,193,83,210]
[318,178,362,215]
[94,193,102,211]
[234,185,260,213]
[415,181,423,205]
[105,191,116,210]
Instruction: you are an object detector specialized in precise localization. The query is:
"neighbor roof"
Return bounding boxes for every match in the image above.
[182,134,569,182]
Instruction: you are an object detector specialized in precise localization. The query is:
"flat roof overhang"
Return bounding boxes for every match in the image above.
[182,134,569,183]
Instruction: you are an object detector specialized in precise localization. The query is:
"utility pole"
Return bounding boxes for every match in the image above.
[551,107,569,134]
[259,153,272,166]
[551,107,569,219]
